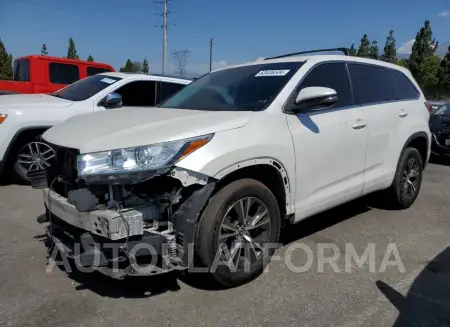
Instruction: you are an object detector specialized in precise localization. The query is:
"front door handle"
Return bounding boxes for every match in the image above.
[399,111,408,118]
[352,120,367,130]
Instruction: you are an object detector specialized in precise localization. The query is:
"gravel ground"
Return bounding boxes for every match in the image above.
[1,162,450,327]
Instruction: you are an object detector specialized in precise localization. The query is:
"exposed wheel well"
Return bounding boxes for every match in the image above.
[214,164,287,217]
[406,136,428,168]
[4,128,50,165]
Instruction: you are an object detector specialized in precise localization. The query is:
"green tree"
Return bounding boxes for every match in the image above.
[87,54,94,62]
[438,45,450,97]
[368,40,379,60]
[357,34,371,58]
[67,37,79,60]
[381,30,397,63]
[119,59,134,72]
[396,58,409,68]
[142,58,149,74]
[41,44,48,56]
[349,43,357,56]
[418,55,441,98]
[0,39,13,80]
[408,20,438,85]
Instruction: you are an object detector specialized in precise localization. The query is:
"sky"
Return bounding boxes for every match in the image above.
[1,0,450,75]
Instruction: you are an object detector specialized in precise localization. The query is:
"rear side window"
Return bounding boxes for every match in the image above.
[114,81,157,106]
[388,70,419,100]
[49,63,80,84]
[87,67,112,77]
[298,62,353,108]
[157,82,185,104]
[348,63,395,105]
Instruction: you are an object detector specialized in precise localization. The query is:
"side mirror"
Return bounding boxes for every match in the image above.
[103,93,122,108]
[288,87,338,113]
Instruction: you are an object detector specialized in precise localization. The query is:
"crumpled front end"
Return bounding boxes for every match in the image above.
[33,143,216,279]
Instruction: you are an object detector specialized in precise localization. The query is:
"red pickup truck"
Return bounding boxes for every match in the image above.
[0,55,115,95]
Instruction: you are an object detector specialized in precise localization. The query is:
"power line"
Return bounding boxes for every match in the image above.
[172,48,191,77]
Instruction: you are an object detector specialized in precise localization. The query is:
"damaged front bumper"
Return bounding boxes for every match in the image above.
[35,160,216,279]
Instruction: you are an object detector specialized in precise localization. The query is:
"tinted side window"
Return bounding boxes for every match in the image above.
[114,81,157,106]
[389,70,419,100]
[298,62,353,108]
[87,67,112,77]
[13,59,30,82]
[348,64,395,105]
[49,63,80,84]
[157,82,185,104]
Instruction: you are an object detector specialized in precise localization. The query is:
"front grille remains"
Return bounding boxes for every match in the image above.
[45,144,80,197]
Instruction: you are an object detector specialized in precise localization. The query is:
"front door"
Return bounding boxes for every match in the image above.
[286,62,368,221]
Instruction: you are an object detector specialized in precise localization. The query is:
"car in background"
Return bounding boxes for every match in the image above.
[428,100,449,114]
[0,55,115,95]
[0,72,191,183]
[430,101,450,158]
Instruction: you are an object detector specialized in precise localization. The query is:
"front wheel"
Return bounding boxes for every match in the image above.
[196,179,281,287]
[380,147,423,209]
[13,140,56,184]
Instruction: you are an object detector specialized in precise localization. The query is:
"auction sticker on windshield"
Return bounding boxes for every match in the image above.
[100,78,117,84]
[255,70,290,77]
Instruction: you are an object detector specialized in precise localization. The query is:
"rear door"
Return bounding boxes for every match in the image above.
[286,62,369,219]
[347,63,419,194]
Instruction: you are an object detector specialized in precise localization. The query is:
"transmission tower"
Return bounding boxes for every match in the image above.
[172,48,191,77]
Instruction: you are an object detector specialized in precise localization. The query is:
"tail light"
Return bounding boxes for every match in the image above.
[424,102,433,115]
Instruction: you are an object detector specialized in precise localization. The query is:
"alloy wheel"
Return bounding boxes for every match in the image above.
[218,197,272,272]
[401,156,420,200]
[17,141,55,173]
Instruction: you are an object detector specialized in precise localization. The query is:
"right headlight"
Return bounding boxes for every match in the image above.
[77,134,213,178]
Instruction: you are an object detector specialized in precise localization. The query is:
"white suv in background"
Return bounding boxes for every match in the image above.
[36,48,431,287]
[0,72,191,182]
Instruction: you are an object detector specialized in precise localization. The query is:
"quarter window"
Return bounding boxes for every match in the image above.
[298,62,353,108]
[348,63,396,105]
[389,70,419,100]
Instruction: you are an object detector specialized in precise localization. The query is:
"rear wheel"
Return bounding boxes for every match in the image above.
[196,179,281,287]
[380,147,423,209]
[13,140,55,184]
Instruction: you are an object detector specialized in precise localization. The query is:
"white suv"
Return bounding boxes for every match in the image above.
[0,72,191,183]
[35,49,431,287]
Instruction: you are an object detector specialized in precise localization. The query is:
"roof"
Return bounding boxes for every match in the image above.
[99,72,192,84]
[15,55,114,68]
[213,54,411,75]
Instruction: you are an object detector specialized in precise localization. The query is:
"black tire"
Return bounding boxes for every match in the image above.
[196,179,281,287]
[380,147,423,209]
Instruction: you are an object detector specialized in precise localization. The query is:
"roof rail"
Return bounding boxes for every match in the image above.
[264,47,350,60]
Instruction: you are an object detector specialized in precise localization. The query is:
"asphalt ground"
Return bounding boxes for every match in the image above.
[1,161,450,327]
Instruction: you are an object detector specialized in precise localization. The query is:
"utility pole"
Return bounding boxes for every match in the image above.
[209,38,214,72]
[154,0,169,74]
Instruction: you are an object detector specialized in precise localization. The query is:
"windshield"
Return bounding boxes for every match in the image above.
[434,103,450,115]
[51,74,122,101]
[159,62,304,111]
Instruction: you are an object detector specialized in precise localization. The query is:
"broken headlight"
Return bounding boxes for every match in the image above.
[77,134,213,177]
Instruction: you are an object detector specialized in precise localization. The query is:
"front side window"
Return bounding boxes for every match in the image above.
[159,62,304,111]
[297,62,353,108]
[13,59,30,82]
[114,81,157,106]
[49,63,80,85]
[51,74,121,101]
[348,63,396,105]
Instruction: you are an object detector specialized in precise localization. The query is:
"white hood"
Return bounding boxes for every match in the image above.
[43,107,251,153]
[0,94,73,109]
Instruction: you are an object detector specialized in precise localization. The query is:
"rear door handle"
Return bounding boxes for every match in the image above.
[399,111,408,118]
[352,120,367,130]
